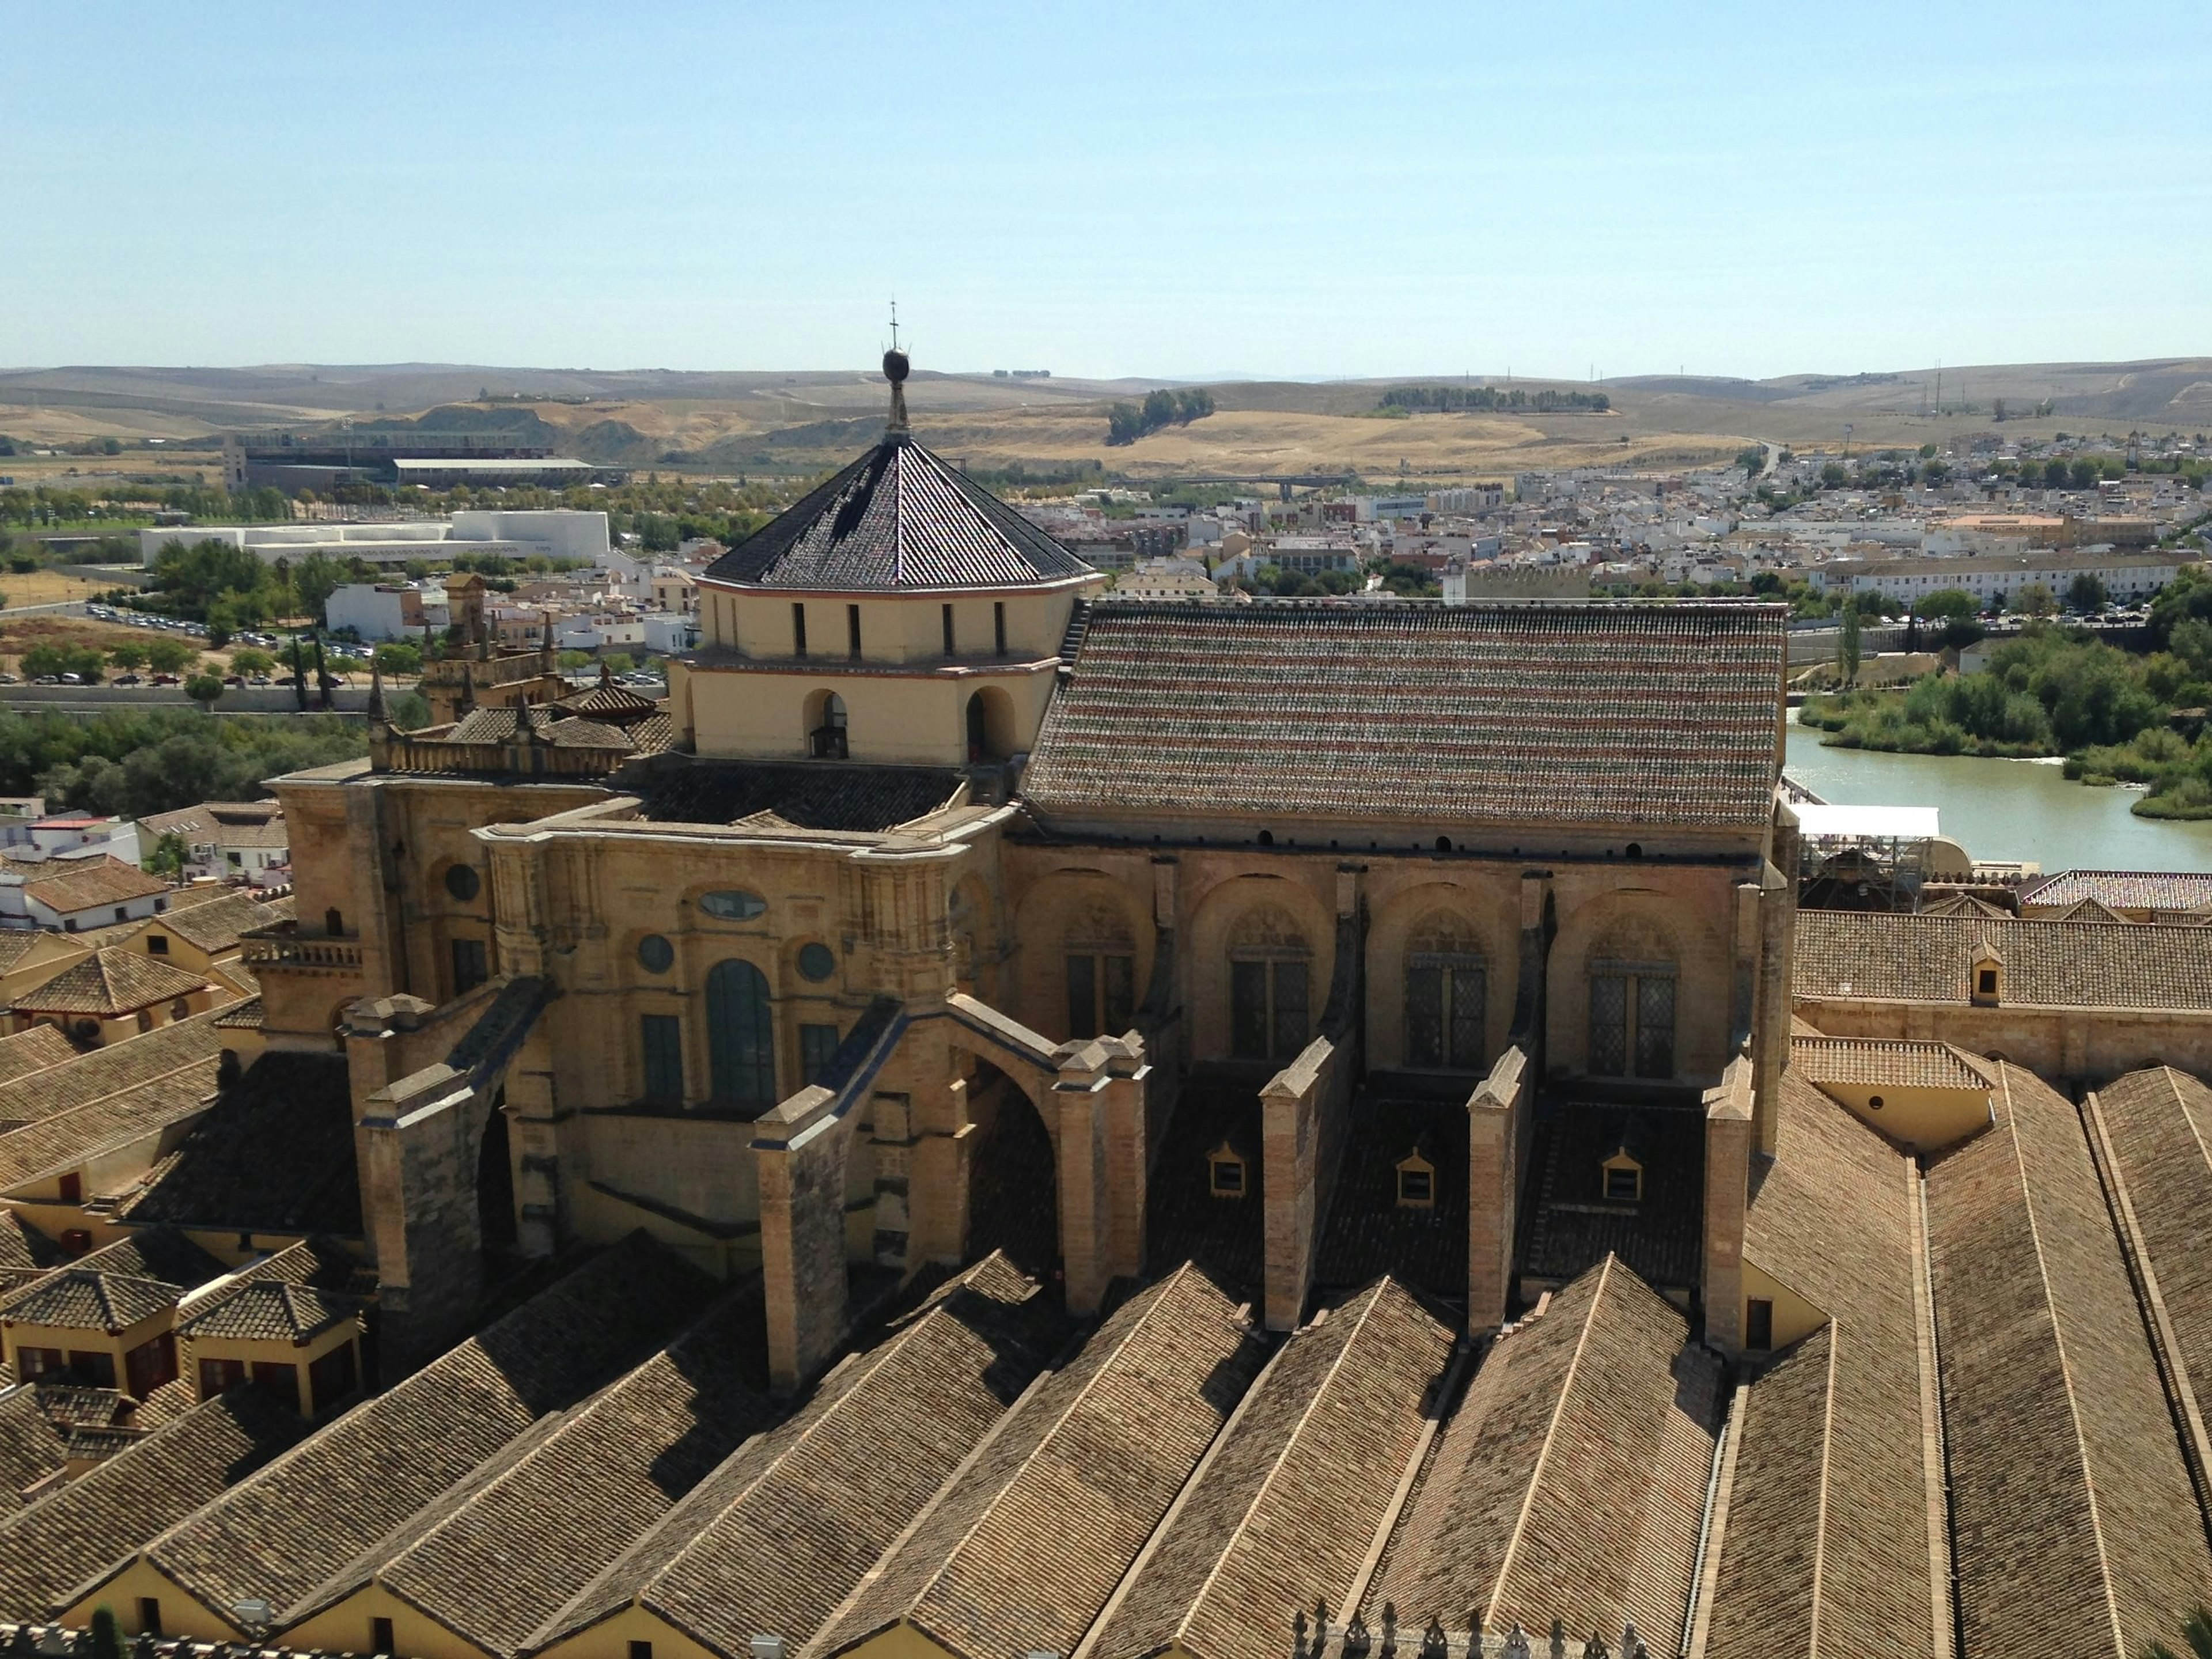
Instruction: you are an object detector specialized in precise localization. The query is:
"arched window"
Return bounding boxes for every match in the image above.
[1587,918,1676,1080]
[1065,900,1135,1040]
[1404,913,1485,1072]
[808,691,848,759]
[705,959,777,1109]
[1228,904,1311,1063]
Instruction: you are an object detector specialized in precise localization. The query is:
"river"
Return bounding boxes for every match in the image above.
[1783,713,2212,874]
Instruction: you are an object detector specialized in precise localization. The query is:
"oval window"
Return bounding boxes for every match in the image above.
[638,934,675,973]
[699,890,768,921]
[445,864,481,902]
[797,942,836,982]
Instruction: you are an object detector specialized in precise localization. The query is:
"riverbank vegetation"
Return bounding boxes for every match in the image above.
[1801,589,2212,816]
[0,707,368,819]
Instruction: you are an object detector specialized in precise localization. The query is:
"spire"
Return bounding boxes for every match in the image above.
[367,657,388,727]
[883,304,911,442]
[459,661,476,714]
[541,609,556,673]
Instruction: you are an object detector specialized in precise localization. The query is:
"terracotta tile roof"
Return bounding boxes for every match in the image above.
[210,995,262,1031]
[0,1230,224,1335]
[298,1283,777,1658]
[1143,1077,1266,1297]
[0,1386,68,1514]
[1368,1257,1719,1642]
[0,1019,229,1194]
[1517,1101,1705,1294]
[1917,891,2013,918]
[0,935,72,975]
[1925,1062,2212,1655]
[702,439,1095,592]
[179,1281,357,1344]
[555,674,661,724]
[2052,895,2132,922]
[18,858,169,915]
[1794,910,2212,1009]
[540,1253,1063,1659]
[126,1233,717,1628]
[1789,1035,1993,1090]
[1088,1278,1455,1659]
[11,949,208,1017]
[0,1387,304,1622]
[637,761,965,834]
[1022,601,1787,831]
[1705,1072,1942,1659]
[1,1270,181,1333]
[136,801,282,840]
[2088,1066,2212,1498]
[0,1211,61,1275]
[1313,1093,1468,1305]
[0,1026,79,1086]
[2021,869,2212,911]
[150,892,290,956]
[808,1262,1266,1659]
[118,1052,359,1236]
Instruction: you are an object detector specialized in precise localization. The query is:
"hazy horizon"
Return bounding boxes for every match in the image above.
[4,1,2206,380]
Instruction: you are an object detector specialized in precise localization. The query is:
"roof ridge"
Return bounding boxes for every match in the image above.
[896,1260,1215,1630]
[1992,1066,2129,1657]
[1484,1255,1612,1623]
[1166,1281,1392,1648]
[1804,1319,1840,1659]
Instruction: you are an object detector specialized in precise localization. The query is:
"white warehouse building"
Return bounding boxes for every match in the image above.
[139,509,611,569]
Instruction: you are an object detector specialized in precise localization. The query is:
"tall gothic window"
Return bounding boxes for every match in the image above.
[1065,900,1136,1039]
[1586,919,1678,1080]
[1404,914,1486,1071]
[1228,904,1311,1062]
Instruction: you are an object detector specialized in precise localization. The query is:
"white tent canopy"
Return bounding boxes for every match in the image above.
[1794,802,1941,840]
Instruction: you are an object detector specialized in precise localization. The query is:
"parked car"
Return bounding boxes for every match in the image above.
[150,673,181,685]
[112,673,142,685]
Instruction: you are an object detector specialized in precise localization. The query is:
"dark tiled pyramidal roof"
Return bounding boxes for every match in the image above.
[1022,600,1787,831]
[702,439,1094,592]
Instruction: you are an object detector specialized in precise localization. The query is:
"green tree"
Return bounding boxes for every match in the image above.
[2070,458,2100,490]
[2014,582,2058,619]
[2044,458,2072,488]
[2066,572,2109,613]
[144,637,196,675]
[230,647,277,676]
[601,651,635,675]
[90,1605,122,1659]
[289,550,346,622]
[145,830,188,880]
[1917,589,1978,623]
[372,641,422,675]
[1837,605,1861,684]
[2142,1601,2212,1659]
[107,641,146,672]
[1820,462,1847,488]
[1734,446,1764,475]
[184,673,225,709]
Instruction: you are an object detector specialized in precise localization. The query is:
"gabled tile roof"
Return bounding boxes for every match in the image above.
[11,949,208,1017]
[1088,1278,1455,1659]
[808,1262,1266,1659]
[1368,1257,1719,1643]
[537,1253,1062,1659]
[1,1230,224,1334]
[1925,1062,2212,1656]
[299,1283,777,1658]
[1789,1035,1993,1090]
[0,1386,69,1515]
[0,1387,304,1622]
[18,858,169,915]
[2021,869,2212,911]
[0,1026,79,1087]
[1705,1072,1942,1659]
[150,892,291,956]
[179,1282,357,1344]
[702,440,1094,592]
[1022,601,1787,831]
[0,1015,221,1137]
[1794,910,2212,1009]
[124,1233,716,1628]
[0,1210,61,1275]
[118,1052,359,1236]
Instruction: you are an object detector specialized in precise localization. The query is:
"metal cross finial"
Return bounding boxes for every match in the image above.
[889,298,900,352]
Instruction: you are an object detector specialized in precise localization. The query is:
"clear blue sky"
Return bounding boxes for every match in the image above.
[3,1,2205,380]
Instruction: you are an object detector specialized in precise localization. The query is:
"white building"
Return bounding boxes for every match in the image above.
[325,584,445,642]
[1812,550,2199,606]
[140,509,611,570]
[135,800,289,886]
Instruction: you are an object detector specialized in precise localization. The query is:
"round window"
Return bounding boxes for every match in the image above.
[699,889,768,921]
[638,934,675,974]
[797,942,836,982]
[445,864,481,902]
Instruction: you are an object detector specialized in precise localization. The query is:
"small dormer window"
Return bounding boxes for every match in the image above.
[1601,1150,1643,1203]
[1976,968,1998,995]
[1396,1152,1435,1209]
[1208,1141,1247,1198]
[1970,942,2003,1006]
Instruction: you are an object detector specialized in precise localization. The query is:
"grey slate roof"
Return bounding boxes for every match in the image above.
[702,439,1094,592]
[1022,600,1788,831]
